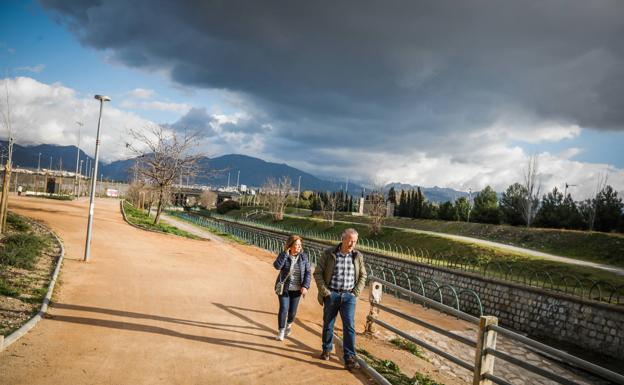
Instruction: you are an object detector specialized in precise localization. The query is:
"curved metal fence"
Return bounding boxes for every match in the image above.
[174,212,485,317]
[202,213,623,305]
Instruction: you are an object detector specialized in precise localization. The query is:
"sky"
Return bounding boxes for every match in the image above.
[1,0,623,199]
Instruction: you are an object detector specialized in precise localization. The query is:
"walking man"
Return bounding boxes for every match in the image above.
[313,228,367,370]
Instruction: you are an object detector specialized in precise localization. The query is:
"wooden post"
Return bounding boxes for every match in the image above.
[473,316,498,385]
[365,281,383,334]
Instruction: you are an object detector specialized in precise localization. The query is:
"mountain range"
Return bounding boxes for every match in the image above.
[1,140,468,202]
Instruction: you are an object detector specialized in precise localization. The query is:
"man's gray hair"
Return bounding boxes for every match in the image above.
[341,228,359,239]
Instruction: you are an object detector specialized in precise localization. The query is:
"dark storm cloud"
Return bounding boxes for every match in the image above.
[41,0,624,158]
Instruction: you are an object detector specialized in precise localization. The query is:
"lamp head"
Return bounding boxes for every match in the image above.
[94,95,111,102]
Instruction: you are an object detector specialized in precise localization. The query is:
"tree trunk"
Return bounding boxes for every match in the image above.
[0,164,12,233]
[154,187,164,225]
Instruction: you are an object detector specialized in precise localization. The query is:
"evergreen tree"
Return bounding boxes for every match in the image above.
[398,190,407,217]
[500,183,526,226]
[471,186,501,224]
[454,197,470,221]
[388,187,397,204]
[439,201,456,220]
[535,187,565,228]
[594,185,623,232]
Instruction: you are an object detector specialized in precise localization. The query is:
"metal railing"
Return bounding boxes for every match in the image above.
[366,277,624,385]
[173,212,485,317]
[209,212,623,305]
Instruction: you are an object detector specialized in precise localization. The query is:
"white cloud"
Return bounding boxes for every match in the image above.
[120,100,191,113]
[127,88,155,99]
[1,77,153,162]
[15,64,46,73]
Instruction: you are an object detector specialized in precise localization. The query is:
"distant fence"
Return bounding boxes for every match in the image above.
[210,213,624,305]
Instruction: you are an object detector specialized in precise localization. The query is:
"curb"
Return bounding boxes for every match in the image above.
[0,217,65,352]
[119,200,169,235]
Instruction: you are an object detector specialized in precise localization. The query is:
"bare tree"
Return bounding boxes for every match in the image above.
[586,172,608,231]
[128,126,202,224]
[199,189,218,208]
[262,176,292,220]
[320,191,341,226]
[520,155,541,228]
[368,187,386,235]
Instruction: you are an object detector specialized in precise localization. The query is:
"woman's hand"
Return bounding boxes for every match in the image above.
[300,287,308,298]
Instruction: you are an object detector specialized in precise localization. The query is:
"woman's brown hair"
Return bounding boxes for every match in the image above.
[284,235,303,252]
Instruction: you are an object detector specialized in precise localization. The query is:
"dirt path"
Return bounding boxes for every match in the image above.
[0,197,466,385]
[159,212,224,242]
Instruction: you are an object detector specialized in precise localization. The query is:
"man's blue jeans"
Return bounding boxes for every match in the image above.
[278,290,302,329]
[322,291,357,360]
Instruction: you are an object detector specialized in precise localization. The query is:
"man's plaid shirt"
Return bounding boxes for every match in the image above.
[329,250,356,291]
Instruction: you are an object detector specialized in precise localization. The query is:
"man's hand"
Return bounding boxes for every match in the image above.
[301,287,308,298]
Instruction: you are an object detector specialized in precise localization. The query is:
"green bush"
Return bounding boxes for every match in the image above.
[7,212,30,231]
[0,234,46,269]
[390,337,426,359]
[0,277,19,296]
[216,200,241,214]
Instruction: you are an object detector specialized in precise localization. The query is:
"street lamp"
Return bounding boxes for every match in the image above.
[75,121,83,196]
[84,94,110,262]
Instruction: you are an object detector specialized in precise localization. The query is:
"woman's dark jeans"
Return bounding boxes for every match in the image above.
[278,290,302,329]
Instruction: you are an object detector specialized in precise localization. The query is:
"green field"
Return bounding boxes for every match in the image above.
[334,212,624,268]
[122,201,199,239]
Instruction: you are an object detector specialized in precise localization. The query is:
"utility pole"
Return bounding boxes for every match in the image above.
[296,175,301,210]
[227,172,230,189]
[37,152,41,172]
[236,170,240,190]
[75,121,83,196]
[467,188,472,222]
[78,159,83,197]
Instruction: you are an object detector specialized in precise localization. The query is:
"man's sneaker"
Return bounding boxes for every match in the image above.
[345,356,360,370]
[319,350,331,361]
[285,323,293,337]
[276,328,285,341]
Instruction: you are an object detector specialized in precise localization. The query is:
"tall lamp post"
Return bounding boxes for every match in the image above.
[75,121,83,196]
[84,94,110,262]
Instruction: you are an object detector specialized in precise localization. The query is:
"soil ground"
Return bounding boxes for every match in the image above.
[0,196,466,385]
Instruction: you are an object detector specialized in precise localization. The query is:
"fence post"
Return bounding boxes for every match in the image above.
[473,316,498,385]
[365,281,383,334]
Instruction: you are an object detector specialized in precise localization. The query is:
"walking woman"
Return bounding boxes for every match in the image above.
[273,235,311,341]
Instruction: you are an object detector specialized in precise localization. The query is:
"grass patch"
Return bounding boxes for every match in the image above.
[123,201,199,240]
[0,234,47,269]
[0,277,19,296]
[357,349,443,385]
[336,213,624,268]
[7,212,30,232]
[167,212,249,245]
[390,337,427,360]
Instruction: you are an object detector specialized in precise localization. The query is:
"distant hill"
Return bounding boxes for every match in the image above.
[2,141,362,191]
[3,141,470,198]
[384,182,469,203]
[0,140,93,173]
